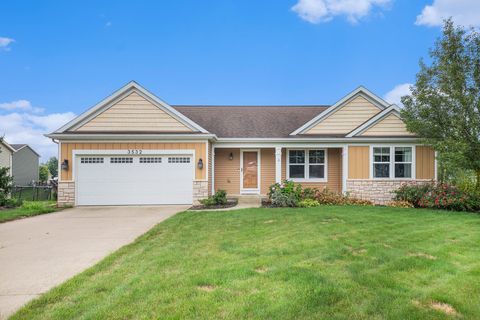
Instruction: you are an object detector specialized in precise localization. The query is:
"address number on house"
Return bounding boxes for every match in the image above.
[127,149,143,155]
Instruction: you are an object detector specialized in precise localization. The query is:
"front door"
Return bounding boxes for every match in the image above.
[242,151,259,192]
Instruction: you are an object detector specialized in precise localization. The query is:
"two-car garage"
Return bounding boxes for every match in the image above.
[75,153,194,206]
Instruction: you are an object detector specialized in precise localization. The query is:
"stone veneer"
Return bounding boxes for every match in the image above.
[193,180,209,204]
[57,181,75,207]
[346,180,429,205]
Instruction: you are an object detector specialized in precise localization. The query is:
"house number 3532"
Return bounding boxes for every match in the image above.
[127,149,143,154]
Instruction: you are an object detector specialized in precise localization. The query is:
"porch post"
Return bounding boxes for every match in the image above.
[275,147,282,183]
[342,145,348,194]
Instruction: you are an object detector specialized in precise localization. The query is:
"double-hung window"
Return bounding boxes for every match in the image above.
[288,149,326,180]
[372,146,413,179]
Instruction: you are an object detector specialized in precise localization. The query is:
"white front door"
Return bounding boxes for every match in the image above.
[76,154,193,205]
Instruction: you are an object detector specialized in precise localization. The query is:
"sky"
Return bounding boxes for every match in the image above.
[1,0,480,161]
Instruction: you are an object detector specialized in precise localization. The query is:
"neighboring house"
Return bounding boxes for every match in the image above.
[46,81,436,207]
[10,144,40,186]
[0,140,14,175]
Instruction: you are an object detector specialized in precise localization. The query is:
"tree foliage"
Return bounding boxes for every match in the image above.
[46,157,58,178]
[39,165,49,182]
[401,19,480,189]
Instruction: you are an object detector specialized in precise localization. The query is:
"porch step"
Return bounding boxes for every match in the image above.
[236,195,263,206]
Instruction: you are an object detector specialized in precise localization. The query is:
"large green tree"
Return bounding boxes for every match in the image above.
[401,19,480,189]
[46,157,58,178]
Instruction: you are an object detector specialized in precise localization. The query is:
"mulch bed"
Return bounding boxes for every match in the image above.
[189,199,238,210]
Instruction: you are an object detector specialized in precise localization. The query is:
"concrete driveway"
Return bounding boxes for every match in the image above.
[0,205,187,319]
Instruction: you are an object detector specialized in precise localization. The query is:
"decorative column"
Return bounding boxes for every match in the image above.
[275,147,282,183]
[342,145,348,194]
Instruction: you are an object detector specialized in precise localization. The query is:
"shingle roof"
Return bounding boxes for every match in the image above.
[10,144,27,151]
[172,105,329,138]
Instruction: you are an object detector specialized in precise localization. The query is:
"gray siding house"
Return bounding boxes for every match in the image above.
[11,144,40,186]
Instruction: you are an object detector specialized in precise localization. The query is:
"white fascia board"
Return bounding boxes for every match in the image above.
[44,133,217,141]
[290,86,391,136]
[1,140,16,152]
[346,105,401,138]
[53,81,209,134]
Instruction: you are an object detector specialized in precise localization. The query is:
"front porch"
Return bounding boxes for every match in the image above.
[212,147,343,196]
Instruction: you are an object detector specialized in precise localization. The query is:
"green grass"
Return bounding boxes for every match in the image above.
[12,206,480,319]
[0,201,58,223]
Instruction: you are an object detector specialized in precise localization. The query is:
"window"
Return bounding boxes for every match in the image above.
[288,149,326,180]
[110,157,133,164]
[168,157,190,163]
[139,157,162,163]
[394,147,412,178]
[80,157,104,164]
[373,147,391,178]
[372,146,413,179]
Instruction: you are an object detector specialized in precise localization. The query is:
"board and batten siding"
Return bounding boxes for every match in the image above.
[60,142,206,181]
[416,146,435,180]
[348,146,370,179]
[360,114,415,136]
[281,148,343,193]
[305,95,381,135]
[76,92,192,132]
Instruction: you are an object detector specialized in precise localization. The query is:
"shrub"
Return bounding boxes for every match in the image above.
[386,200,414,208]
[314,189,373,206]
[270,188,297,207]
[298,199,320,208]
[346,197,374,206]
[393,182,432,206]
[199,190,228,207]
[302,188,318,200]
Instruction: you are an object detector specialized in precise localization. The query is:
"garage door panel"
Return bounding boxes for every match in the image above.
[76,155,193,205]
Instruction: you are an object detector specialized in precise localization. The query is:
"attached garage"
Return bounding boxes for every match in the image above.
[75,153,194,206]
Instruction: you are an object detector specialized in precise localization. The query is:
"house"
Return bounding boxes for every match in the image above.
[10,144,40,186]
[0,139,15,175]
[46,81,435,207]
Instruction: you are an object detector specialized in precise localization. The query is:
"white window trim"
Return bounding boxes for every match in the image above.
[369,145,416,180]
[286,149,328,182]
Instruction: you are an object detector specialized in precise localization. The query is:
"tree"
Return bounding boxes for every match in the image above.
[46,157,58,178]
[39,165,49,182]
[401,19,480,189]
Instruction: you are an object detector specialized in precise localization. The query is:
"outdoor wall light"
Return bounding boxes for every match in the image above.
[229,152,233,160]
[197,158,204,170]
[61,159,69,171]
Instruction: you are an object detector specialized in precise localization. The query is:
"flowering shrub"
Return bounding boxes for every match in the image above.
[268,180,302,207]
[393,182,480,212]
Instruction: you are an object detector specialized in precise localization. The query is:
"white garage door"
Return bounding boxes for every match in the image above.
[76,155,193,205]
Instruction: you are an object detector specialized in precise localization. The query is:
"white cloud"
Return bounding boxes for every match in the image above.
[416,0,480,27]
[0,104,76,161]
[0,100,44,113]
[291,0,392,24]
[0,37,15,51]
[383,83,412,107]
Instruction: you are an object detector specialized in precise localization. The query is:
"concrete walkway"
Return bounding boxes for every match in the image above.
[0,205,186,319]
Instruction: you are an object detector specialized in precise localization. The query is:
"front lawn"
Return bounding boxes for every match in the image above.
[12,206,480,319]
[0,201,58,223]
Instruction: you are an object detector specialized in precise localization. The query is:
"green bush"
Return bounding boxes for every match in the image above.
[199,190,228,207]
[268,180,302,202]
[302,188,318,200]
[393,182,431,206]
[270,188,297,207]
[2,197,23,208]
[298,199,320,208]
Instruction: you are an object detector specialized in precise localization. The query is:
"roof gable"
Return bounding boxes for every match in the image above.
[290,86,390,136]
[55,81,208,134]
[347,105,415,137]
[0,140,15,153]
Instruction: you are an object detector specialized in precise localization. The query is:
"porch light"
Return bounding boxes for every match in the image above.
[229,152,233,160]
[197,158,204,170]
[61,159,69,171]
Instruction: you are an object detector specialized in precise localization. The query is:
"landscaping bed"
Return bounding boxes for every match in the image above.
[189,198,238,210]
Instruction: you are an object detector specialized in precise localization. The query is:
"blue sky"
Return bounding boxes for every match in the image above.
[1,0,479,160]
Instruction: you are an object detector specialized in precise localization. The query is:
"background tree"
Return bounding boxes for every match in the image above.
[46,157,58,178]
[0,137,13,205]
[401,19,480,189]
[39,165,49,183]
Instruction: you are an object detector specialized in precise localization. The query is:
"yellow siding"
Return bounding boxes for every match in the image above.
[305,95,381,135]
[361,114,414,136]
[76,92,192,132]
[281,148,343,193]
[214,148,240,195]
[60,142,206,181]
[416,146,435,180]
[261,149,276,195]
[348,146,369,179]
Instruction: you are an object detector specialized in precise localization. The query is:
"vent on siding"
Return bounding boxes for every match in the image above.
[80,157,104,164]
[139,157,162,163]
[168,157,190,163]
[110,157,133,164]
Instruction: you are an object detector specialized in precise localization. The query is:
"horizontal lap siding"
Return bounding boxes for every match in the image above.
[60,142,206,181]
[281,148,342,193]
[77,92,191,132]
[361,114,414,136]
[261,149,276,195]
[214,148,240,195]
[416,146,435,179]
